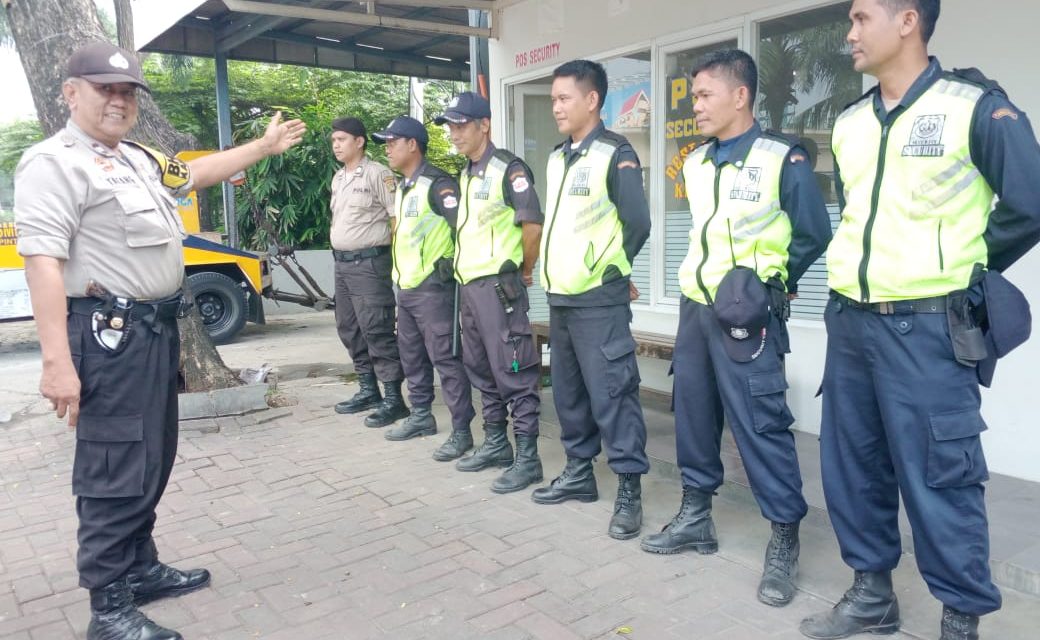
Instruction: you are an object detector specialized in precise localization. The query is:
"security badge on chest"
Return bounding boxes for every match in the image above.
[474,175,493,200]
[902,114,946,157]
[730,164,763,202]
[405,195,419,217]
[569,167,591,196]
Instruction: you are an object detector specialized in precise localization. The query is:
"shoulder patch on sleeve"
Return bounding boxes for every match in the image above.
[789,152,808,164]
[442,194,459,209]
[383,174,397,191]
[124,140,191,191]
[992,107,1019,121]
[616,160,639,170]
[510,174,530,193]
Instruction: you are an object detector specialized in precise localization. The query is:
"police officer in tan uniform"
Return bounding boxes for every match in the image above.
[329,117,410,427]
[15,41,304,640]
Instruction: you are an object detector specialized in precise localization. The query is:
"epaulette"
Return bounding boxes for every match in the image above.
[948,67,1007,97]
[840,85,877,113]
[490,148,518,165]
[123,140,191,191]
[596,129,627,149]
[762,128,799,148]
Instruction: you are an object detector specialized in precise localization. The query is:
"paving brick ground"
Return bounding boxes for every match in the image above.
[0,375,852,640]
[1,316,1036,639]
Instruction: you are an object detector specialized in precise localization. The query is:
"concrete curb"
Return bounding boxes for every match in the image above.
[177,382,270,421]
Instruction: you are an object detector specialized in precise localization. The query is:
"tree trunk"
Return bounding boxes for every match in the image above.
[4,0,242,391]
[113,0,133,50]
[178,277,243,393]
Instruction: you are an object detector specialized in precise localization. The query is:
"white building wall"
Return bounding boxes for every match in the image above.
[488,0,1040,481]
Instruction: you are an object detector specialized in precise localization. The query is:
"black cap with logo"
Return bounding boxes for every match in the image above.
[371,115,429,145]
[67,41,150,92]
[713,266,771,362]
[433,92,491,125]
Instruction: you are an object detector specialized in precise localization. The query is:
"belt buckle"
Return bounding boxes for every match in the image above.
[877,302,894,315]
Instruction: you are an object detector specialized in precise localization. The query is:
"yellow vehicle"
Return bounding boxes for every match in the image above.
[0,152,332,344]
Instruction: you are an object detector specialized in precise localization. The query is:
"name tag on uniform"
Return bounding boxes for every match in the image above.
[730,166,762,202]
[352,187,371,194]
[569,167,591,197]
[903,114,946,157]
[405,196,419,217]
[474,176,493,200]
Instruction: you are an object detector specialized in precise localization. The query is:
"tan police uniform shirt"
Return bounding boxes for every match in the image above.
[14,120,191,300]
[329,156,396,251]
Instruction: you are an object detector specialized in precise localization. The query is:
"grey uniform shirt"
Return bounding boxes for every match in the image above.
[330,156,396,251]
[15,120,191,300]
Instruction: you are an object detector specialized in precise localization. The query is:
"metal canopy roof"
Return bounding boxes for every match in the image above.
[137,0,497,81]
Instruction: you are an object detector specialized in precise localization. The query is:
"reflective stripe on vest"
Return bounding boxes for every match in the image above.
[829,76,993,302]
[454,151,524,284]
[678,136,791,304]
[392,175,454,289]
[540,138,630,295]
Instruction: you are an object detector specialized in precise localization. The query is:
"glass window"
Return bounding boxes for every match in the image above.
[601,51,653,300]
[662,39,738,300]
[757,2,860,319]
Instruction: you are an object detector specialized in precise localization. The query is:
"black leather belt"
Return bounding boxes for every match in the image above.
[832,291,947,314]
[67,292,185,321]
[333,245,390,262]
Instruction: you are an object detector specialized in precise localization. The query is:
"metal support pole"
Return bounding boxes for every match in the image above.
[467,9,489,97]
[215,50,237,248]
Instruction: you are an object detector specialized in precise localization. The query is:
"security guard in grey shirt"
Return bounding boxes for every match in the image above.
[328,117,410,428]
[15,41,304,640]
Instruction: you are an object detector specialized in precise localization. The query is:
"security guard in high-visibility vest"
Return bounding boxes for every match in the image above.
[371,116,475,442]
[434,92,546,494]
[800,2,1040,640]
[640,49,831,609]
[15,41,305,640]
[529,60,652,541]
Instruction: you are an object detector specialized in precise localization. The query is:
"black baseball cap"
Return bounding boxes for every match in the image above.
[67,41,150,92]
[434,92,491,125]
[371,116,428,145]
[713,266,771,362]
[331,117,367,140]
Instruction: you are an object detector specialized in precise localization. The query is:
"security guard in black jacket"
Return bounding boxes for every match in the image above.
[800,2,1040,639]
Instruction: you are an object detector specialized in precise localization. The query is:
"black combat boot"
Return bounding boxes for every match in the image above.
[364,380,410,428]
[491,433,543,493]
[432,428,474,462]
[757,521,800,607]
[608,473,643,540]
[640,486,718,554]
[456,421,513,472]
[334,373,381,414]
[799,570,901,639]
[531,457,598,504]
[126,562,211,606]
[384,404,436,440]
[940,606,979,640]
[87,576,181,640]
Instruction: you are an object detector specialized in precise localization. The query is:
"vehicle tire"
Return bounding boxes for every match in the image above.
[187,271,247,345]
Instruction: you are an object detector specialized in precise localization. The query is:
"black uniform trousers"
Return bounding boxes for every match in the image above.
[69,312,179,589]
[334,250,404,382]
[549,303,649,473]
[672,297,808,525]
[396,274,475,429]
[820,295,1001,615]
[459,273,540,434]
